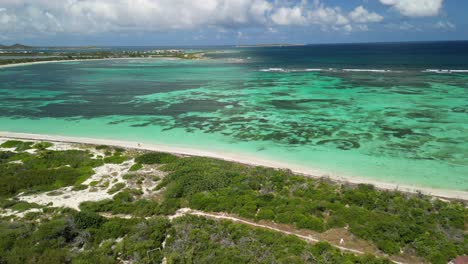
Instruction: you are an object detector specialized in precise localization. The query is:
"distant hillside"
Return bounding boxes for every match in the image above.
[236,43,305,48]
[0,43,33,49]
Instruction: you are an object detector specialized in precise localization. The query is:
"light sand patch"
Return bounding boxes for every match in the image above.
[0,147,17,152]
[0,208,43,218]
[24,149,37,154]
[18,160,135,210]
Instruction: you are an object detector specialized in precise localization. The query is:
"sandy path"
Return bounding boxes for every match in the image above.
[102,208,405,264]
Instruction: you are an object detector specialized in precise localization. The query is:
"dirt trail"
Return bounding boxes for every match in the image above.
[101,208,406,264]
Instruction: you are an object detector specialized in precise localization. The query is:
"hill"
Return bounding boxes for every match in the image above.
[0,43,33,49]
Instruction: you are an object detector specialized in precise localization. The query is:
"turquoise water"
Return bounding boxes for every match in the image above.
[1,47,467,191]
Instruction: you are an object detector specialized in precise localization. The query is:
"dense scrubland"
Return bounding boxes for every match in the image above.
[0,139,466,263]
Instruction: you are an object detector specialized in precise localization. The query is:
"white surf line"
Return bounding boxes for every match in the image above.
[1,132,467,201]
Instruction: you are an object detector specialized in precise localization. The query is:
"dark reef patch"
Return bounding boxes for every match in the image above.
[451,107,468,113]
[316,139,360,150]
[405,111,436,119]
[270,92,290,96]
[381,126,415,138]
[269,98,341,110]
[157,100,235,116]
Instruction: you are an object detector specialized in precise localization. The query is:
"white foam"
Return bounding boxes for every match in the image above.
[259,68,398,73]
[260,68,325,73]
[422,69,468,74]
[343,69,394,73]
[259,68,287,72]
[304,68,325,72]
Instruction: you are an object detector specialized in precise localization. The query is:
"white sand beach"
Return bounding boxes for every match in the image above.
[0,56,198,69]
[1,131,467,201]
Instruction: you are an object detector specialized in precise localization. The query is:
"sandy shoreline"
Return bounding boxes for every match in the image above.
[1,131,467,201]
[0,56,191,69]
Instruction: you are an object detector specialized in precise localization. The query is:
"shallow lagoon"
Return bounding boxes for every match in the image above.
[0,51,467,191]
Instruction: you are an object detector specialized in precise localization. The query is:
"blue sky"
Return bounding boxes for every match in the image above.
[0,0,466,46]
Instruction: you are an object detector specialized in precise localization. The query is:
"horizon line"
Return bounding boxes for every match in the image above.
[3,39,468,48]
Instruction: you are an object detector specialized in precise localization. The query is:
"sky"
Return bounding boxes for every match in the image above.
[0,0,466,46]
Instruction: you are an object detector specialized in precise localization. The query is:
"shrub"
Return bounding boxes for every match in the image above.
[256,208,275,220]
[72,184,88,191]
[32,142,53,150]
[0,140,33,151]
[95,145,110,150]
[103,155,128,164]
[135,152,178,164]
[122,174,137,180]
[108,183,126,194]
[74,211,104,229]
[129,163,143,171]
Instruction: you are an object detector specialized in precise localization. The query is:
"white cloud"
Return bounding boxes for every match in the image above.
[271,7,307,25]
[349,6,384,23]
[307,5,350,26]
[379,0,443,17]
[270,3,382,32]
[434,21,455,30]
[0,0,384,38]
[385,21,420,31]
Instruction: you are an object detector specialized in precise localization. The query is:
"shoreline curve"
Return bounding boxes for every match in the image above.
[1,131,467,201]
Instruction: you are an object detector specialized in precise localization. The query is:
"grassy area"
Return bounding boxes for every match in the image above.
[0,141,466,263]
[0,149,102,197]
[0,140,34,151]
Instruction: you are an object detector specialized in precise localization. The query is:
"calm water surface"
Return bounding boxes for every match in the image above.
[1,42,467,190]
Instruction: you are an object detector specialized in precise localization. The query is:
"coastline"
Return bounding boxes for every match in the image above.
[1,131,467,201]
[0,56,200,69]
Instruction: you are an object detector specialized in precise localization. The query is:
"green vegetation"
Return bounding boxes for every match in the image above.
[0,210,168,263]
[166,215,390,263]
[103,154,128,164]
[0,199,42,212]
[0,50,203,66]
[95,145,110,150]
[32,142,53,150]
[129,163,143,171]
[107,183,126,194]
[0,149,102,197]
[155,156,467,263]
[134,152,178,164]
[0,142,466,263]
[81,190,165,217]
[0,140,33,151]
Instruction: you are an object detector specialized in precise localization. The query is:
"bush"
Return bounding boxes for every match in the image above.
[32,142,53,150]
[135,152,178,164]
[103,155,128,164]
[74,211,104,229]
[129,163,143,171]
[296,216,324,231]
[72,184,88,191]
[107,183,126,194]
[95,145,110,150]
[0,140,33,151]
